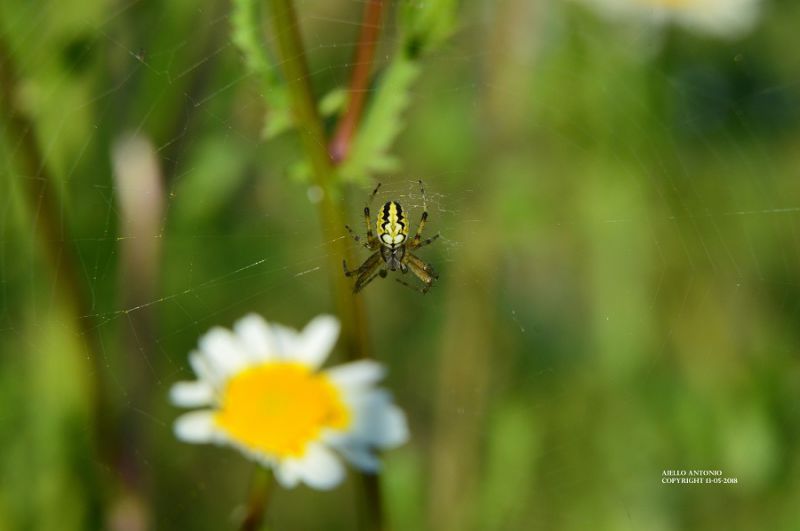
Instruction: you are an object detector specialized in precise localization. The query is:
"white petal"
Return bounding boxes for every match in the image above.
[189,351,218,384]
[174,411,218,443]
[233,314,277,362]
[275,459,302,489]
[269,323,300,359]
[253,452,276,468]
[323,430,382,471]
[338,445,381,473]
[199,327,249,375]
[293,315,339,369]
[170,381,214,407]
[351,390,409,449]
[325,360,385,390]
[295,442,346,490]
[375,405,409,449]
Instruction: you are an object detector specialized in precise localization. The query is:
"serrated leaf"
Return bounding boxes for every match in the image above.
[399,0,459,57]
[261,89,293,139]
[261,110,293,140]
[319,87,348,117]
[231,0,270,74]
[232,0,293,138]
[338,55,421,184]
[336,0,459,185]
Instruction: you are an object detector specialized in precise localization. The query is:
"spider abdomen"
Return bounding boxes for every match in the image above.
[377,201,409,248]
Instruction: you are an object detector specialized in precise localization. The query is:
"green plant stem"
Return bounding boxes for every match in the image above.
[266,1,384,529]
[240,467,275,531]
[329,0,387,163]
[268,0,371,365]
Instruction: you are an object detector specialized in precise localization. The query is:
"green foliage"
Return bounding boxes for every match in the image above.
[231,0,294,139]
[335,0,459,184]
[233,0,460,186]
[337,56,420,183]
[171,135,252,225]
[232,0,351,144]
[318,86,348,118]
[398,0,459,57]
[478,402,539,530]
[5,0,800,529]
[0,306,98,531]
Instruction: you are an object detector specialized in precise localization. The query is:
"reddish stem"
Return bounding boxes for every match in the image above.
[328,0,387,164]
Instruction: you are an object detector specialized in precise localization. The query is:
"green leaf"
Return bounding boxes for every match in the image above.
[336,0,459,184]
[231,0,293,138]
[319,87,348,118]
[230,0,270,74]
[399,0,459,57]
[260,89,293,139]
[338,55,421,184]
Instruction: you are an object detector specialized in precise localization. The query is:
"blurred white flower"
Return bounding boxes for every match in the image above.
[170,314,408,490]
[578,0,762,40]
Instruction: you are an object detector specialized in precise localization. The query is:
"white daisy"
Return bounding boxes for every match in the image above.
[578,0,762,40]
[170,314,408,490]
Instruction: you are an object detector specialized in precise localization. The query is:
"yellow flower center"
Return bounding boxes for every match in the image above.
[213,362,350,457]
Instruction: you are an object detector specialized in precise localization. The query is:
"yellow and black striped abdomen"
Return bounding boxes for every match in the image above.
[376,201,408,248]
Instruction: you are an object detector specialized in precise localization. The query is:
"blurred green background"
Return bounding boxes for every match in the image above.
[2,0,800,529]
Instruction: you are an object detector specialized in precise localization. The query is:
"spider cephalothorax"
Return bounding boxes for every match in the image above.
[343,181,439,294]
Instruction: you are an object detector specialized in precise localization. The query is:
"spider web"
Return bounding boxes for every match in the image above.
[1,0,799,529]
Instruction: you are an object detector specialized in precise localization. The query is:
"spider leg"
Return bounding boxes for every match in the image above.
[345,224,372,249]
[343,259,354,277]
[363,206,374,241]
[344,251,380,277]
[354,260,385,293]
[408,180,438,250]
[369,182,382,203]
[407,252,438,279]
[395,277,432,294]
[345,252,385,293]
[356,269,387,293]
[397,252,437,294]
[410,232,440,250]
[363,182,382,248]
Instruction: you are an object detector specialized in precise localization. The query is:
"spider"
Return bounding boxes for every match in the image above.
[343,181,439,294]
